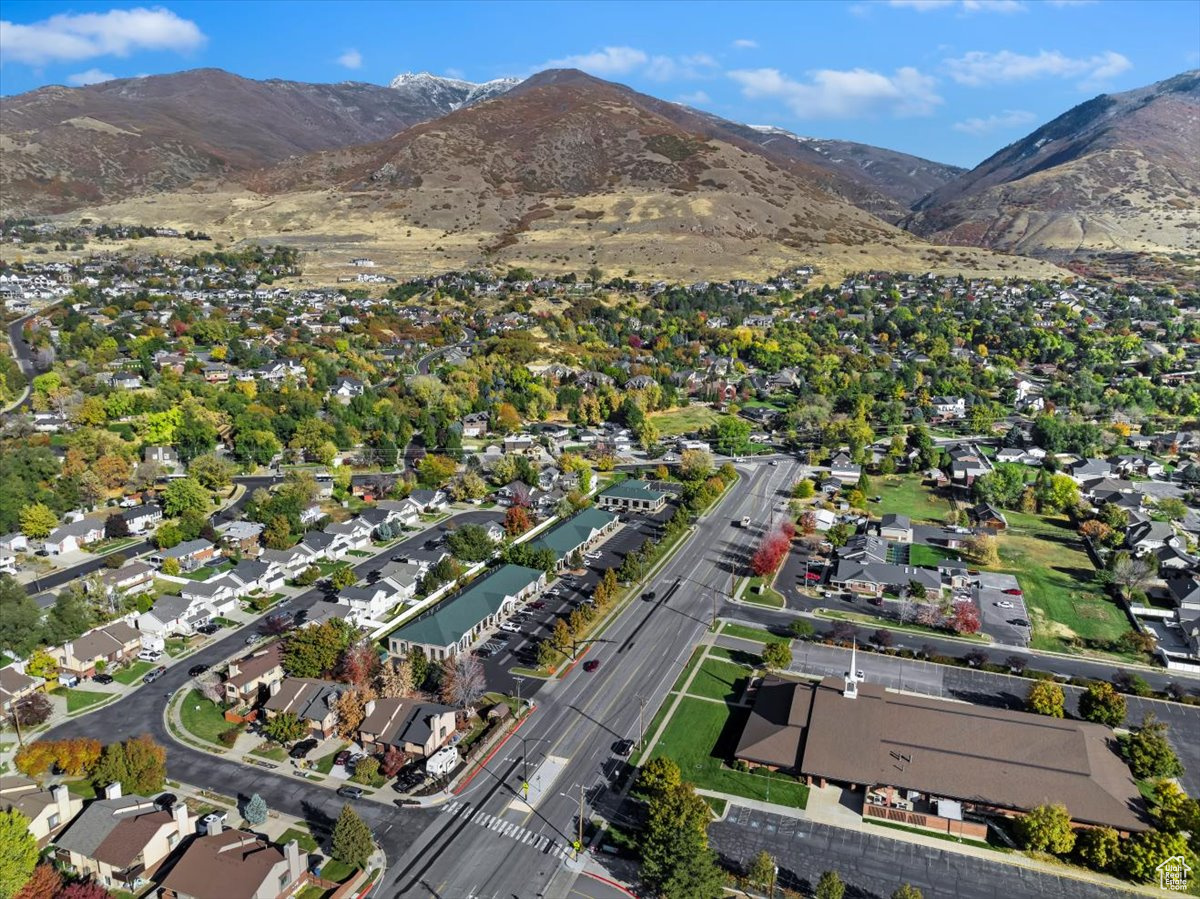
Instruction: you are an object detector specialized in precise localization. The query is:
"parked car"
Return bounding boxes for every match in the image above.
[197,623,219,635]
[1009,618,1030,628]
[92,673,114,685]
[613,739,635,757]
[337,785,365,800]
[995,600,1015,609]
[528,601,545,610]
[142,666,166,685]
[335,750,352,768]
[288,739,319,760]
[187,664,209,677]
[245,633,263,645]
[499,622,521,633]
[1002,588,1023,596]
[583,660,600,672]
[137,649,162,663]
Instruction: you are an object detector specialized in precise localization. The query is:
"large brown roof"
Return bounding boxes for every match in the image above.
[734,678,812,770]
[742,676,1147,832]
[160,830,287,899]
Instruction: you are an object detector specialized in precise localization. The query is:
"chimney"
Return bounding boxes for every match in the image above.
[51,784,72,823]
[284,838,303,883]
[104,781,122,800]
[172,802,190,834]
[269,680,281,697]
[207,815,222,837]
[227,661,240,678]
[364,699,376,717]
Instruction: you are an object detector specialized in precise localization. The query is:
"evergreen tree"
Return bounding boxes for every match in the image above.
[331,804,374,869]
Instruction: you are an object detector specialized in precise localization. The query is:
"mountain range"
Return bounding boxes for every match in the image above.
[1,66,1195,280]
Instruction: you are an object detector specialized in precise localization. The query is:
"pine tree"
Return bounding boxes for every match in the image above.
[331,805,373,869]
[243,793,268,827]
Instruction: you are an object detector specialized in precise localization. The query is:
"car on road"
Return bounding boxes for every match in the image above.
[769,460,779,466]
[245,633,263,645]
[197,623,219,635]
[740,516,751,528]
[277,596,293,607]
[199,812,228,835]
[92,673,114,685]
[288,738,319,760]
[142,666,166,685]
[187,664,209,677]
[613,739,635,757]
[583,660,600,672]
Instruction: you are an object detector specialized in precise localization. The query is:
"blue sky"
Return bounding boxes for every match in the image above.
[1,0,1197,167]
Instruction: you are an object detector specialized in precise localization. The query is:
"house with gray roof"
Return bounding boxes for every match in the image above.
[359,696,457,758]
[263,677,343,738]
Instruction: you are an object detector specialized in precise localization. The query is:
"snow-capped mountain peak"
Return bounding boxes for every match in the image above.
[387,71,520,112]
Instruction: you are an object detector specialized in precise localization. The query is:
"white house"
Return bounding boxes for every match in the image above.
[44,519,105,555]
[137,595,212,637]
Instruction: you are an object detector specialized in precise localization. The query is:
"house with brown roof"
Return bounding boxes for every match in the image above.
[262,677,342,738]
[158,826,306,899]
[224,644,285,706]
[53,782,192,892]
[736,672,1147,836]
[359,697,457,758]
[55,620,142,677]
[0,664,44,713]
[0,775,80,844]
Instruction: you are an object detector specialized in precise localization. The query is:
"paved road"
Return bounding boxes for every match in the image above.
[3,311,38,413]
[710,806,1134,899]
[385,459,803,899]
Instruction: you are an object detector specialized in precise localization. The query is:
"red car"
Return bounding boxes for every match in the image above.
[583,660,600,672]
[805,572,821,581]
[529,601,545,609]
[1002,588,1023,596]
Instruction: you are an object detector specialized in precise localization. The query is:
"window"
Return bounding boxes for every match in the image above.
[48,813,60,830]
[279,872,290,893]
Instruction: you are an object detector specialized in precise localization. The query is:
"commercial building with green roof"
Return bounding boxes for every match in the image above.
[597,479,668,513]
[528,507,619,570]
[386,564,546,661]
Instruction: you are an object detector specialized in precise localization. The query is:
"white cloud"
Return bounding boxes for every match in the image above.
[952,108,1037,134]
[337,49,362,70]
[732,38,758,49]
[644,52,717,81]
[545,46,648,76]
[888,0,1026,10]
[945,49,1131,87]
[678,90,712,105]
[67,68,117,86]
[728,65,942,118]
[0,6,206,66]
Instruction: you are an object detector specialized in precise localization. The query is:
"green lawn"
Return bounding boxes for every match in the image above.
[250,743,287,762]
[278,827,319,853]
[179,690,232,744]
[154,579,184,597]
[65,689,112,714]
[874,474,950,524]
[648,405,725,437]
[649,697,808,808]
[318,860,356,883]
[670,646,706,693]
[295,886,325,899]
[687,658,752,701]
[180,561,234,581]
[703,796,728,817]
[314,744,349,775]
[65,779,98,799]
[994,520,1131,655]
[909,543,958,567]
[818,609,989,642]
[719,622,787,645]
[164,637,192,657]
[113,661,153,685]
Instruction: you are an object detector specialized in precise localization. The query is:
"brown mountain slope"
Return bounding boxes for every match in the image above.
[905,71,1200,265]
[0,68,512,215]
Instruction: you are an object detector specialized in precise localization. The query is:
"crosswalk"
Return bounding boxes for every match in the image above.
[440,800,572,859]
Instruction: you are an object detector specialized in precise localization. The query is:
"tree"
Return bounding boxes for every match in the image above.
[1120,713,1184,779]
[1077,681,1126,727]
[1120,829,1191,882]
[637,757,682,798]
[1111,553,1158,597]
[161,557,181,577]
[793,479,815,499]
[91,735,166,796]
[155,522,183,549]
[948,600,981,635]
[788,618,815,639]
[678,449,713,481]
[335,690,367,739]
[283,619,356,678]
[0,809,39,899]
[9,693,52,728]
[14,862,62,899]
[104,513,131,540]
[1045,474,1080,513]
[263,515,294,551]
[264,711,307,745]
[710,416,751,457]
[294,565,321,587]
[331,804,374,869]
[353,756,381,785]
[188,453,235,491]
[440,652,485,711]
[196,671,224,705]
[962,534,999,567]
[762,641,792,670]
[640,782,723,899]
[162,477,210,518]
[746,850,777,895]
[338,641,381,691]
[378,658,414,699]
[892,887,924,899]
[1073,825,1120,872]
[1015,803,1075,854]
[0,576,44,658]
[330,567,358,590]
[417,454,457,488]
[18,502,56,539]
[446,524,497,562]
[1150,780,1192,833]
[493,403,522,434]
[503,505,532,537]
[243,793,268,827]
[1026,680,1065,718]
[815,871,846,899]
[57,882,112,899]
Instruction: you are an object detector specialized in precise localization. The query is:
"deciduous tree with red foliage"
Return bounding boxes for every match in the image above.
[15,863,62,899]
[57,880,111,899]
[504,505,532,537]
[338,640,381,691]
[380,746,407,778]
[949,600,981,635]
[751,524,792,577]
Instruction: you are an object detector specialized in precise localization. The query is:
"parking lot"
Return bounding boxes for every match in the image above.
[974,571,1032,646]
[474,504,677,697]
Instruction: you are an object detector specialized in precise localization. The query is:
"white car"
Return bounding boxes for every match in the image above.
[995,600,1015,609]
[137,649,162,662]
[499,622,521,633]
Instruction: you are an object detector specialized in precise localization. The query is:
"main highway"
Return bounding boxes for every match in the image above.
[383,458,801,898]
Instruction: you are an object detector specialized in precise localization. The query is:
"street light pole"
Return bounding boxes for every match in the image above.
[512,676,525,715]
[636,694,647,748]
[576,783,585,859]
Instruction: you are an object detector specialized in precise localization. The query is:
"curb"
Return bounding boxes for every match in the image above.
[451,708,533,795]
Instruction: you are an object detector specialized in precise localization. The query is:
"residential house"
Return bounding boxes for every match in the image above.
[44,518,105,555]
[150,539,220,572]
[137,595,212,637]
[359,696,457,757]
[375,498,422,528]
[829,453,861,483]
[0,776,80,844]
[328,376,365,403]
[1069,458,1115,484]
[970,503,1008,531]
[262,678,343,738]
[877,514,913,544]
[928,396,966,421]
[223,644,285,706]
[259,545,316,579]
[158,829,306,899]
[461,411,489,439]
[180,578,239,616]
[948,444,992,490]
[53,783,193,892]
[1125,520,1179,556]
[408,489,449,513]
[217,521,264,556]
[91,562,156,598]
[338,575,412,624]
[56,621,142,677]
[0,533,29,555]
[0,665,44,714]
[225,560,286,595]
[119,504,162,534]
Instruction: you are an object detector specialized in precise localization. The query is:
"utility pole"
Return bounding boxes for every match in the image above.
[636,694,647,747]
[513,676,524,715]
[576,783,585,859]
